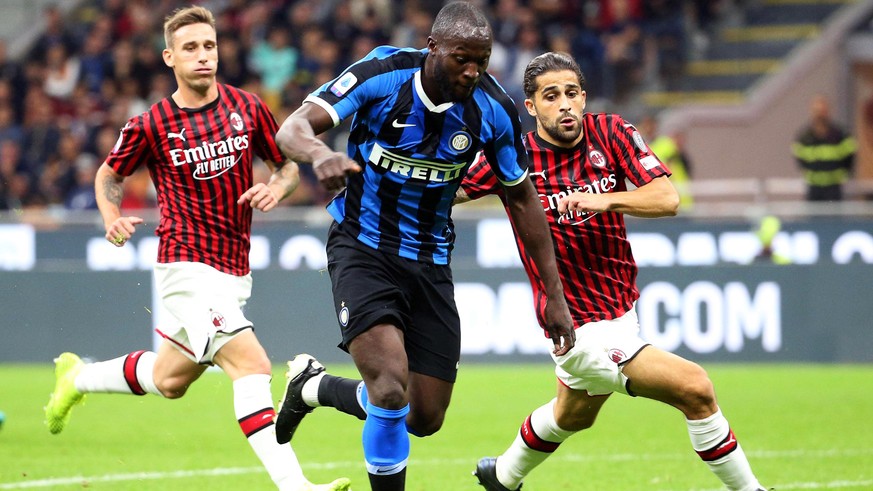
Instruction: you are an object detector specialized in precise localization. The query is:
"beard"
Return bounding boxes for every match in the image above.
[433,61,474,102]
[539,113,582,144]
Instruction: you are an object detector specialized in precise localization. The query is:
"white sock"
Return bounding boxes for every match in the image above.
[497,399,575,489]
[234,374,306,489]
[75,350,161,396]
[301,372,326,407]
[687,408,762,491]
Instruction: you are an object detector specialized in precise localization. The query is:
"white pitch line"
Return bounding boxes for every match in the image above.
[2,450,871,489]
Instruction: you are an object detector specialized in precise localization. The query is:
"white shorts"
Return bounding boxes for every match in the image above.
[551,305,649,396]
[153,262,253,364]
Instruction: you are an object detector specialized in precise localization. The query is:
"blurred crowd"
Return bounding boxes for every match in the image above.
[0,0,731,212]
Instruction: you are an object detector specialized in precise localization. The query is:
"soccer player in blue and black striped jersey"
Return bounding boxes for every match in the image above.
[274,3,573,490]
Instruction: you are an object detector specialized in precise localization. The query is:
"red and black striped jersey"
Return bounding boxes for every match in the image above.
[105,84,285,276]
[461,113,671,330]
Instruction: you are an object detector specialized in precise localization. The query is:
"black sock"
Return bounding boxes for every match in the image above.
[317,374,366,420]
[368,467,406,491]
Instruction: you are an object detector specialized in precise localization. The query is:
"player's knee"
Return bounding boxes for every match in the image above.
[679,365,716,414]
[366,382,407,411]
[155,377,190,399]
[555,408,597,431]
[407,410,445,437]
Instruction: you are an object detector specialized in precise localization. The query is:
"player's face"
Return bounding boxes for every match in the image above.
[525,70,586,148]
[427,31,491,103]
[163,23,218,92]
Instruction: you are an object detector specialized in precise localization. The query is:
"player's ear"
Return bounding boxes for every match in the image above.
[524,98,536,117]
[162,48,173,68]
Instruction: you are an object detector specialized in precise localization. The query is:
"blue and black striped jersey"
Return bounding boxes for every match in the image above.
[306,46,528,264]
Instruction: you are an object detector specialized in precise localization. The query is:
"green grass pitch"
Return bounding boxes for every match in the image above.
[1,362,871,490]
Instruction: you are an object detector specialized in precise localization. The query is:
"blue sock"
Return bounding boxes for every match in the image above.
[363,402,410,475]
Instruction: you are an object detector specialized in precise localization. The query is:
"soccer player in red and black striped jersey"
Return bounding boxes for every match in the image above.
[461,52,767,491]
[43,6,349,491]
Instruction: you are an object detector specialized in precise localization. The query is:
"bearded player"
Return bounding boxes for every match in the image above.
[459,52,768,491]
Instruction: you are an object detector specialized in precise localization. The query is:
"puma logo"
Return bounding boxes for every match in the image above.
[168,128,187,141]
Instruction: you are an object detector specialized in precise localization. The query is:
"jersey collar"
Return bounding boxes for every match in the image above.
[414,71,454,114]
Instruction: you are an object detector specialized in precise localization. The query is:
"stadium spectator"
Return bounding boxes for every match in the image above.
[35,131,80,208]
[0,140,30,209]
[64,153,99,210]
[78,28,113,94]
[0,103,23,145]
[642,0,687,91]
[456,51,766,491]
[600,0,646,104]
[271,4,573,491]
[792,94,857,201]
[43,43,81,100]
[42,6,350,491]
[570,2,606,99]
[249,25,298,109]
[640,113,694,209]
[20,88,61,181]
[0,0,717,210]
[29,6,78,64]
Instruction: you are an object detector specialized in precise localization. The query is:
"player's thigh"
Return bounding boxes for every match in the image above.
[622,345,714,409]
[326,224,411,351]
[405,260,461,384]
[348,323,409,405]
[153,341,207,395]
[554,380,611,431]
[212,329,271,380]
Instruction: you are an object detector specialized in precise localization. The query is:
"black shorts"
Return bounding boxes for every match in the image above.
[326,221,460,383]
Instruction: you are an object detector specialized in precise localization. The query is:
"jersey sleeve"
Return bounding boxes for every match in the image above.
[480,91,529,187]
[611,116,671,188]
[304,46,421,127]
[461,151,502,200]
[251,94,285,164]
[104,115,149,177]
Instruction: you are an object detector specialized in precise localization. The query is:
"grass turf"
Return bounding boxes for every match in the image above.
[1,362,871,490]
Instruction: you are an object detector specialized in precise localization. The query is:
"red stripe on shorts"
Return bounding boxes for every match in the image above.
[239,408,276,438]
[697,429,739,461]
[520,415,560,453]
[123,350,147,395]
[155,328,196,357]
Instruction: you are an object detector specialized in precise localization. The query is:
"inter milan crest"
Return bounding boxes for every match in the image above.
[450,131,471,152]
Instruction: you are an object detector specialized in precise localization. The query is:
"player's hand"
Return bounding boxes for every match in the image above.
[558,191,609,215]
[238,183,279,212]
[544,296,575,356]
[312,151,361,193]
[105,216,144,247]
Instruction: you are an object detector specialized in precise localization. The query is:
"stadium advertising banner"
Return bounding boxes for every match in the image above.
[1,215,872,363]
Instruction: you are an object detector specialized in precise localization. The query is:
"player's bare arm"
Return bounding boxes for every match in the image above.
[275,103,361,193]
[559,175,680,218]
[503,177,575,355]
[94,163,143,247]
[238,160,300,212]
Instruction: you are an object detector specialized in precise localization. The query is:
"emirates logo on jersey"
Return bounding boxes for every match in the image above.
[169,135,250,180]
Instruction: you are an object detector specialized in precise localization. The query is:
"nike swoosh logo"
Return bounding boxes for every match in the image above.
[392,119,415,128]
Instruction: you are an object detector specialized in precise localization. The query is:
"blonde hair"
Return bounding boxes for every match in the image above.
[163,6,215,49]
